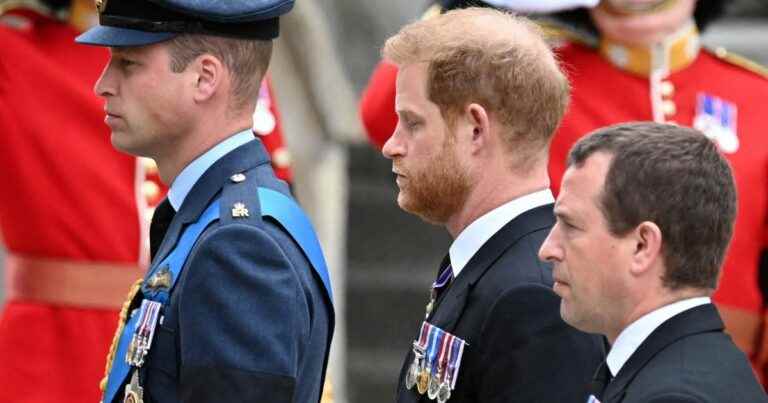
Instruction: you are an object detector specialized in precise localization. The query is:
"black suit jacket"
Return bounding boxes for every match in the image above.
[602,303,767,403]
[395,204,605,403]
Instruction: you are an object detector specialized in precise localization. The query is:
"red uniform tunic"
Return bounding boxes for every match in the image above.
[0,8,292,403]
[358,31,768,377]
[550,40,768,315]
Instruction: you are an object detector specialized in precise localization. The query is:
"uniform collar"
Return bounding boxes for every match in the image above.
[448,189,554,278]
[168,129,254,211]
[606,296,711,377]
[599,20,700,77]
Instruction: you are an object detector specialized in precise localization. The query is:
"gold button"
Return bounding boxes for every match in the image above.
[230,173,247,183]
[272,147,292,168]
[142,181,160,200]
[141,158,158,174]
[660,81,675,97]
[662,100,677,116]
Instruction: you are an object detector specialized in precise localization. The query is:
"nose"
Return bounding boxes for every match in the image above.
[94,58,117,98]
[382,127,405,160]
[538,224,562,264]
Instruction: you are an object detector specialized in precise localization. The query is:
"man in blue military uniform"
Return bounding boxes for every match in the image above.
[76,1,334,402]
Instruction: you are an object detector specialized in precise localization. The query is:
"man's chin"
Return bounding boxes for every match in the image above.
[111,135,145,157]
[398,196,446,226]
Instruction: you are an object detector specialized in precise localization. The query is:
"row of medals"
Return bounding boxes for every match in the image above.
[405,322,466,403]
[124,300,163,403]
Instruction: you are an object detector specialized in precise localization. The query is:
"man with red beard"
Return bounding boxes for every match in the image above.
[381,8,604,403]
[360,0,768,383]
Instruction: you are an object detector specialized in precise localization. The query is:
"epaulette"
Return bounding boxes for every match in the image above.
[218,167,264,227]
[710,46,768,80]
[535,18,597,48]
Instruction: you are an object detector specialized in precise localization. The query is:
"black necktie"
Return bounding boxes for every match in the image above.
[149,199,176,261]
[589,361,612,400]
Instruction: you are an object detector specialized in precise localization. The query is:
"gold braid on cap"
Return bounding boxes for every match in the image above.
[99,279,144,392]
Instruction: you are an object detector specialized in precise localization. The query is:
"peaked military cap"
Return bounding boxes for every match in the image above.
[76,0,294,47]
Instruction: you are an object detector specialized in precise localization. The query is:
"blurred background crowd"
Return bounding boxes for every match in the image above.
[1,1,767,403]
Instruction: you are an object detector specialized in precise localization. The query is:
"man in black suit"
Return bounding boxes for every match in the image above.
[539,122,768,403]
[381,7,604,403]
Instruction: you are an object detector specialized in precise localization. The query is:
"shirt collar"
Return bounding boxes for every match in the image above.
[606,296,711,377]
[448,189,554,278]
[167,129,254,211]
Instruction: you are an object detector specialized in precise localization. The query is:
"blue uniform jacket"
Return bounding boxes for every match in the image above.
[139,139,333,403]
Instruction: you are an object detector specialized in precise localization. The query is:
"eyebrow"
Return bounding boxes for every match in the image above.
[396,109,421,121]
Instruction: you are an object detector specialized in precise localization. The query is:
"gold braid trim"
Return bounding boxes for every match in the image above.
[99,279,144,392]
[711,47,768,80]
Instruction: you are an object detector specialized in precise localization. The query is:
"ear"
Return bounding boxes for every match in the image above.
[629,221,663,277]
[192,54,224,103]
[465,103,491,153]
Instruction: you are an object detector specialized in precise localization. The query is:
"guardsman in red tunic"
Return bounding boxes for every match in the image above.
[0,1,292,401]
[359,0,768,383]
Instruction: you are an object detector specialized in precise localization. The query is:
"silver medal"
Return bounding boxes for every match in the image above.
[428,373,440,400]
[405,360,419,390]
[437,381,451,403]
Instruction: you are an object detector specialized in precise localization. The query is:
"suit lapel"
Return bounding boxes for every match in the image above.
[427,204,555,334]
[604,304,724,402]
[396,204,553,402]
[150,140,271,270]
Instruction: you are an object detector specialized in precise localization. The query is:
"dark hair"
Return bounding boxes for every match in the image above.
[166,34,272,111]
[567,122,737,290]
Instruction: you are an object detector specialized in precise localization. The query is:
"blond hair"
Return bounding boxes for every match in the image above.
[383,7,570,155]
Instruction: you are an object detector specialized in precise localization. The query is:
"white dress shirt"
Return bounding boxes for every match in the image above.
[607,297,712,377]
[448,189,555,278]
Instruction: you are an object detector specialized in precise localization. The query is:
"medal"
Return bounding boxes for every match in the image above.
[405,359,419,390]
[436,334,455,403]
[428,373,441,400]
[122,300,162,403]
[429,330,450,400]
[126,300,162,367]
[693,92,739,154]
[123,370,144,403]
[419,326,439,395]
[437,382,451,403]
[448,336,467,390]
[406,320,467,401]
[407,323,430,390]
[426,266,454,318]
[417,369,429,395]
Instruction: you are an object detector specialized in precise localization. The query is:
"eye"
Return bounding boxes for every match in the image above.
[118,58,138,69]
[558,217,578,232]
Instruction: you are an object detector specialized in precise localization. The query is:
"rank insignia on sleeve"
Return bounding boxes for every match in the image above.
[407,321,467,402]
[693,92,739,153]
